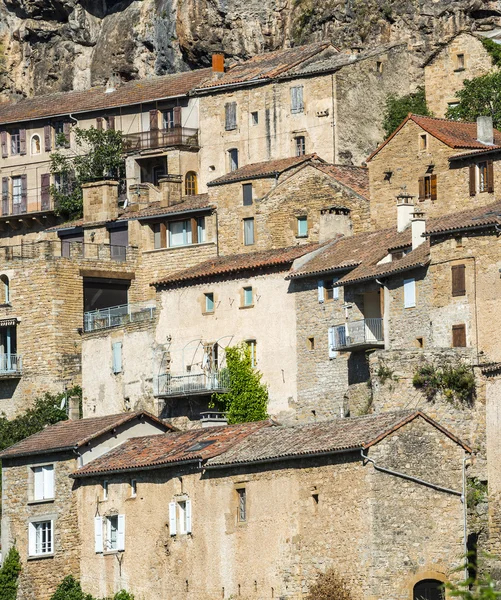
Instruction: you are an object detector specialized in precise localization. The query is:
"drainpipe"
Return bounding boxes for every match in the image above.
[462,454,469,581]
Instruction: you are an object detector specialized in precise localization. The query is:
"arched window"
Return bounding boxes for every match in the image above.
[31,135,41,155]
[185,172,198,196]
[413,579,444,600]
[0,275,10,304]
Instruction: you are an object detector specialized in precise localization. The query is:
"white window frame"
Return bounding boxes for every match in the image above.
[404,278,416,308]
[29,520,54,557]
[102,480,108,501]
[32,464,55,501]
[169,498,192,536]
[10,129,20,155]
[94,514,125,553]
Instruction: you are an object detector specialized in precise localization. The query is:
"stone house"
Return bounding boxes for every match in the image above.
[0,410,171,600]
[423,32,494,118]
[367,114,501,230]
[0,409,470,600]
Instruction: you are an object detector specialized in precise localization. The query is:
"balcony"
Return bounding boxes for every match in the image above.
[153,370,231,398]
[331,318,384,351]
[0,354,22,378]
[123,127,199,153]
[0,195,53,220]
[0,241,138,263]
[84,301,156,333]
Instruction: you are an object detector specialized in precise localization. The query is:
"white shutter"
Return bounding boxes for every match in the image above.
[169,502,177,536]
[28,523,36,556]
[318,280,325,303]
[185,500,192,534]
[34,467,44,500]
[328,327,337,359]
[43,465,54,499]
[117,515,125,551]
[333,277,339,300]
[94,516,103,553]
[112,342,122,374]
[404,278,416,308]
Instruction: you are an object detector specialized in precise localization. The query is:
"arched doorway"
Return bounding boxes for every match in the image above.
[413,579,444,600]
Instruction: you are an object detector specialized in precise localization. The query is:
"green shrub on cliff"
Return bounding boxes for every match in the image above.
[0,546,21,600]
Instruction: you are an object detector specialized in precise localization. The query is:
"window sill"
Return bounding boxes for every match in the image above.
[0,303,12,308]
[296,235,308,239]
[239,305,254,310]
[28,553,54,561]
[202,311,215,316]
[144,242,214,255]
[103,550,123,556]
[28,499,55,506]
[454,67,465,73]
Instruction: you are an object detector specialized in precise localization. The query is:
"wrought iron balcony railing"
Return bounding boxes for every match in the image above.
[0,354,22,377]
[84,301,156,333]
[1,195,53,218]
[0,241,138,262]
[153,370,231,398]
[331,318,384,351]
[123,127,199,153]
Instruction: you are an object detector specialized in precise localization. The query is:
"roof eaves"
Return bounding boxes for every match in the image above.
[130,206,213,222]
[425,220,500,237]
[449,146,501,161]
[0,445,77,460]
[286,263,359,281]
[334,256,430,287]
[71,457,201,479]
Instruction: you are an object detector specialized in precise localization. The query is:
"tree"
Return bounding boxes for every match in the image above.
[446,71,501,130]
[50,127,125,220]
[0,546,21,600]
[50,576,94,600]
[306,569,354,600]
[212,344,268,424]
[382,86,431,138]
[445,574,501,599]
[113,592,135,600]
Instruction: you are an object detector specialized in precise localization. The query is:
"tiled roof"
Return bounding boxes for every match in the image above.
[367,114,501,162]
[315,164,369,199]
[153,242,322,287]
[449,147,501,161]
[207,154,321,186]
[0,69,211,125]
[425,200,501,235]
[0,411,173,459]
[119,194,212,221]
[207,411,470,467]
[195,42,334,90]
[72,420,272,477]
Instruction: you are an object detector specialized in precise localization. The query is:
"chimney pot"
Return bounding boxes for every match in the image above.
[396,193,415,232]
[212,54,225,74]
[411,209,426,250]
[477,115,494,145]
[68,396,80,420]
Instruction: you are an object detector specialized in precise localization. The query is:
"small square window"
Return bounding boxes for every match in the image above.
[236,488,246,522]
[205,292,215,313]
[455,53,465,70]
[419,134,427,151]
[29,520,53,556]
[243,287,253,307]
[131,480,137,498]
[251,112,258,126]
[324,278,339,302]
[295,136,306,157]
[376,61,384,73]
[297,216,308,237]
[307,337,315,350]
[32,465,55,501]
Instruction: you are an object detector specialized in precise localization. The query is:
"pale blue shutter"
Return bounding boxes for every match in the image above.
[94,516,103,553]
[169,502,177,536]
[333,277,339,300]
[28,523,36,556]
[117,515,125,551]
[318,280,325,303]
[112,342,122,374]
[185,500,192,534]
[404,278,416,308]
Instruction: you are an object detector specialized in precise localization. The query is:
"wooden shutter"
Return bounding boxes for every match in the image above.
[96,117,103,131]
[20,174,27,213]
[403,278,416,308]
[451,264,466,296]
[107,115,115,130]
[149,109,159,131]
[318,280,325,303]
[418,176,425,200]
[117,515,125,551]
[34,467,44,500]
[225,102,236,130]
[469,164,476,196]
[28,523,36,556]
[94,516,103,553]
[430,174,437,200]
[173,106,182,127]
[44,125,52,152]
[20,128,26,155]
[112,342,122,374]
[2,177,9,215]
[169,501,177,536]
[1,131,7,158]
[43,465,54,499]
[452,324,466,347]
[185,500,192,534]
[63,122,71,148]
[41,173,51,210]
[487,160,494,193]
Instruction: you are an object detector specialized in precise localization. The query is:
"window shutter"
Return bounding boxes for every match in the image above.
[117,515,125,551]
[451,264,466,297]
[41,173,51,210]
[28,523,36,556]
[173,106,182,127]
[487,160,494,193]
[107,115,115,131]
[318,280,325,303]
[20,174,27,213]
[333,277,339,300]
[43,465,54,499]
[44,125,52,152]
[112,342,122,374]
[242,184,253,206]
[1,131,7,158]
[63,122,71,148]
[328,327,337,359]
[34,468,44,499]
[20,129,26,155]
[96,117,103,131]
[403,278,416,308]
[225,103,236,130]
[418,176,425,200]
[430,174,437,200]
[2,177,9,215]
[169,502,177,536]
[94,516,103,553]
[185,500,192,534]
[469,164,476,196]
[150,109,159,131]
[452,324,466,347]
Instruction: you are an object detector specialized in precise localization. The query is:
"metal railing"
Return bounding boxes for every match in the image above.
[84,301,156,332]
[331,318,384,350]
[153,369,230,397]
[0,241,138,262]
[123,127,199,152]
[1,195,53,217]
[0,354,22,376]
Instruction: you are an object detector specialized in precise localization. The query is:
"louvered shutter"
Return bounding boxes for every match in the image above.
[96,117,103,131]
[149,109,159,131]
[63,122,71,148]
[169,502,177,536]
[43,465,54,499]
[469,164,476,196]
[20,174,27,213]
[430,174,437,200]
[28,523,36,556]
[94,516,103,553]
[451,264,466,297]
[117,515,125,551]
[1,131,7,158]
[452,324,466,347]
[418,176,425,200]
[20,128,26,155]
[34,467,44,500]
[41,173,51,210]
[487,160,494,193]
[112,342,122,374]
[185,500,192,534]
[107,115,115,130]
[2,177,9,215]
[328,327,337,359]
[318,280,325,303]
[44,125,52,152]
[173,106,182,127]
[403,278,416,308]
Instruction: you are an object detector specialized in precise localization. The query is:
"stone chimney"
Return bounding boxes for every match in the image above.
[319,207,352,242]
[158,175,183,207]
[68,395,80,420]
[396,192,415,232]
[82,180,119,224]
[477,116,494,145]
[411,209,426,249]
[212,54,225,76]
[200,411,228,428]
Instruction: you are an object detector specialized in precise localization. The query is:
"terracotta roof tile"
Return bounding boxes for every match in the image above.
[153,243,322,287]
[0,411,173,459]
[0,69,212,125]
[72,420,273,477]
[207,154,320,186]
[195,42,334,90]
[315,164,369,199]
[119,194,212,221]
[425,200,501,235]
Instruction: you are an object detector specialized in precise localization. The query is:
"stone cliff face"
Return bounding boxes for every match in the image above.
[0,0,500,99]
